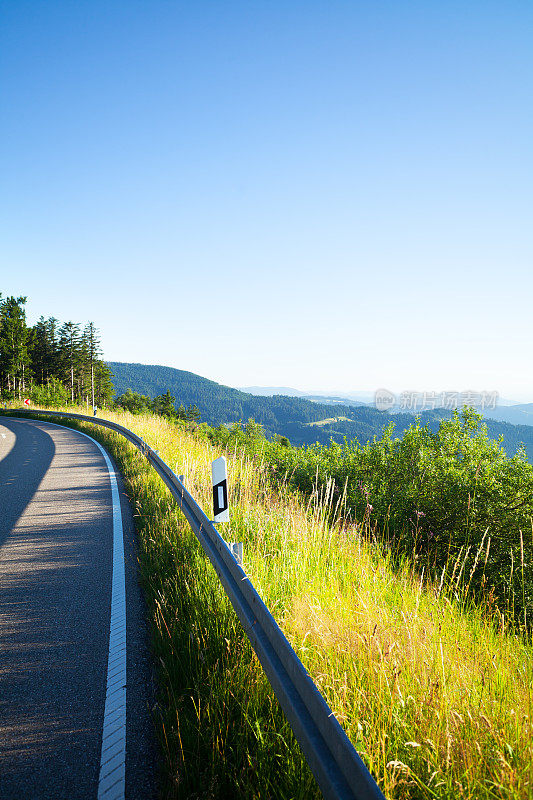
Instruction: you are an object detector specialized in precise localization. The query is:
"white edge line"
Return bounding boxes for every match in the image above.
[9,417,126,800]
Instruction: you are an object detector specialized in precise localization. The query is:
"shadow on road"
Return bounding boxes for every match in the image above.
[0,419,56,550]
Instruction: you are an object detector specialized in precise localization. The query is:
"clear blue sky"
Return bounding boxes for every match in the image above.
[2,1,532,399]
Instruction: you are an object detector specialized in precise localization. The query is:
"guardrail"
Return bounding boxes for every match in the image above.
[6,409,385,800]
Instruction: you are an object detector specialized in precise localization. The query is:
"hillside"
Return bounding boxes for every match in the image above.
[484,402,533,426]
[286,409,533,461]
[108,362,357,431]
[109,361,533,461]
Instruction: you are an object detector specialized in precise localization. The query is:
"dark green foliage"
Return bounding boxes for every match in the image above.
[30,316,61,385]
[0,293,114,404]
[151,389,177,418]
[108,361,357,431]
[114,388,201,424]
[0,295,30,397]
[82,321,104,407]
[58,321,81,402]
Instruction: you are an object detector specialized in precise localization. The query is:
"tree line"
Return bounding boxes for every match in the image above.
[108,361,358,431]
[0,294,114,406]
[114,388,201,422]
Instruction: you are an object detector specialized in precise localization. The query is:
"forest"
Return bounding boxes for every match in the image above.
[108,360,358,429]
[109,361,533,461]
[0,294,114,407]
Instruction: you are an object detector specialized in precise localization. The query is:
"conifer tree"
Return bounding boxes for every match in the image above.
[0,294,114,405]
[59,321,81,403]
[82,322,101,409]
[29,316,64,386]
[0,296,30,398]
[94,359,114,405]
[152,390,176,418]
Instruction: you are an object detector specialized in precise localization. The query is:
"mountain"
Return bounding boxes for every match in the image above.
[241,386,527,411]
[107,362,357,431]
[240,386,368,406]
[239,386,311,397]
[283,409,533,462]
[483,403,533,426]
[108,362,533,462]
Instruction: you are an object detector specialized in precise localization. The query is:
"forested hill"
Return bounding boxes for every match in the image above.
[108,362,357,428]
[108,361,533,461]
[285,408,533,462]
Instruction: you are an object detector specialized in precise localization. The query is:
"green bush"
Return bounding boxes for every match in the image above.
[31,377,70,407]
[206,408,533,630]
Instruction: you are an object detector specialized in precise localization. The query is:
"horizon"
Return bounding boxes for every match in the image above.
[105,359,532,405]
[2,1,532,399]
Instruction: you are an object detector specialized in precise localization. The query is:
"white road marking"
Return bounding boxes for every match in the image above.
[9,418,127,800]
[91,438,126,800]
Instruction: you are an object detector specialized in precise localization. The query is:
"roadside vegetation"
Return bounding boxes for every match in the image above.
[4,402,532,799]
[206,409,533,634]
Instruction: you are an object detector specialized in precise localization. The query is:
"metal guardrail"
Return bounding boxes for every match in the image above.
[6,409,385,800]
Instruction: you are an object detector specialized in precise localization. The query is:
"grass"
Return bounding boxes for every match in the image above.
[305,415,352,426]
[6,404,533,799]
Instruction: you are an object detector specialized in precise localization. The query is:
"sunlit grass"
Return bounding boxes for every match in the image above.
[12,404,533,799]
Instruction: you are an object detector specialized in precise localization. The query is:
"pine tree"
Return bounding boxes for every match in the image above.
[59,321,81,403]
[0,296,30,398]
[152,390,176,418]
[0,294,115,405]
[29,316,62,387]
[186,404,201,423]
[94,360,114,406]
[82,322,101,409]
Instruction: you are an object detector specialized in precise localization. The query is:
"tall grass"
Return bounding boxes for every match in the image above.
[11,406,533,799]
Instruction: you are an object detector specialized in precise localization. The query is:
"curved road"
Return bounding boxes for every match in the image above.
[0,417,158,800]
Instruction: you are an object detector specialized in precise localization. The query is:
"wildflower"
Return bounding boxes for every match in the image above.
[386,760,411,773]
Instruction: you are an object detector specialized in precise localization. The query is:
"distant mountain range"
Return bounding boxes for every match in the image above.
[241,385,530,421]
[108,362,533,461]
[239,386,371,405]
[484,403,533,426]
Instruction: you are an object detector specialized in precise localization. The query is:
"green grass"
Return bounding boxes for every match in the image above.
[305,415,353,426]
[7,405,533,799]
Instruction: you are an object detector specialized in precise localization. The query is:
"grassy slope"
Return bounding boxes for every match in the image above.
[8,406,532,799]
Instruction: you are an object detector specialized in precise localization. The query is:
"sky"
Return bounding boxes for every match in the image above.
[1,1,532,400]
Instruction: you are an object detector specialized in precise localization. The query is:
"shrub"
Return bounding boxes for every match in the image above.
[206,408,533,629]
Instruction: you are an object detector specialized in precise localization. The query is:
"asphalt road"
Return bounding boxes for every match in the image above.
[0,417,158,800]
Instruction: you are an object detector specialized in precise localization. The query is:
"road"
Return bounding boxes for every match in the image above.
[0,417,158,800]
